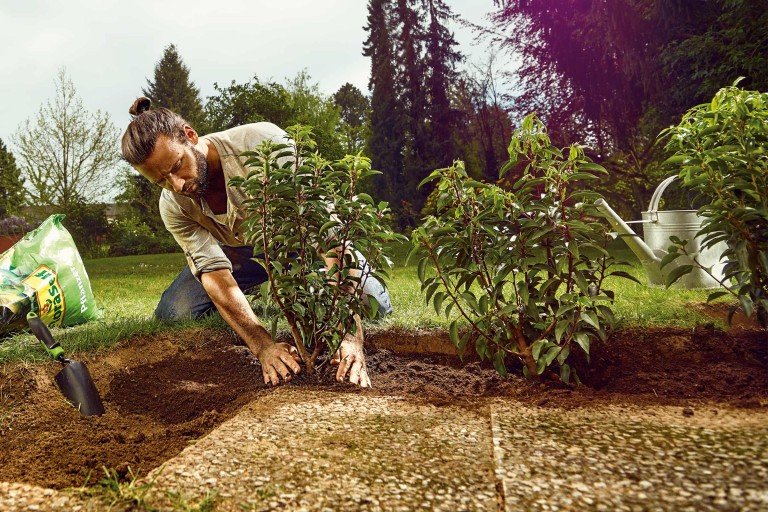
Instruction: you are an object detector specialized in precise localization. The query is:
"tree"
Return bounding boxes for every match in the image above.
[0,138,25,217]
[115,169,165,233]
[205,77,292,132]
[363,0,406,222]
[333,83,370,155]
[204,72,343,159]
[13,69,121,217]
[451,53,513,183]
[283,71,343,161]
[364,0,463,229]
[143,43,206,129]
[486,0,768,216]
[422,0,462,169]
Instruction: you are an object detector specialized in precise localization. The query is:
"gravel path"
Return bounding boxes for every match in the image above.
[2,393,767,511]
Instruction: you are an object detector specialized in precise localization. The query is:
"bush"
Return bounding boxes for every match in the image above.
[231,125,404,373]
[106,218,179,257]
[662,81,768,328]
[410,114,635,382]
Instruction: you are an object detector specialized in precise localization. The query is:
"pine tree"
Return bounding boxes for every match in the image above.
[0,137,25,216]
[143,43,206,129]
[364,0,406,218]
[423,0,462,169]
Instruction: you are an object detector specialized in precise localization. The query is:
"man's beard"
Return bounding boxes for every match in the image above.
[183,146,210,199]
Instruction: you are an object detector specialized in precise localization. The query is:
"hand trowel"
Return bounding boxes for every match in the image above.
[27,312,105,417]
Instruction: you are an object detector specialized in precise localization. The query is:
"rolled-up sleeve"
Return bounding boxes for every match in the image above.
[159,193,232,280]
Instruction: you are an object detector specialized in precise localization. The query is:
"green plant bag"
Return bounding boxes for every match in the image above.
[0,214,99,334]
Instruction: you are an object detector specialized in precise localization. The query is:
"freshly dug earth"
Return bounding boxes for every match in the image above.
[0,324,766,490]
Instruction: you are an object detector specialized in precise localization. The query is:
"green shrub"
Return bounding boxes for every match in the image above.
[107,218,178,256]
[662,81,768,328]
[231,125,405,373]
[410,114,635,382]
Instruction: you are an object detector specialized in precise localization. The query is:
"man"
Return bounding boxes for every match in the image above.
[121,97,391,387]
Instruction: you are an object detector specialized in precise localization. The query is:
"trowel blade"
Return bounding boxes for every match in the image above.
[54,361,105,417]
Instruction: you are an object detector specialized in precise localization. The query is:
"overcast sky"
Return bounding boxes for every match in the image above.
[0,0,499,147]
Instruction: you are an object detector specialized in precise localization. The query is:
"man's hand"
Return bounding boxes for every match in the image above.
[256,342,302,386]
[331,331,371,388]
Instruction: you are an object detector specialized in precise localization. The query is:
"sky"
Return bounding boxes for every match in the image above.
[0,0,500,148]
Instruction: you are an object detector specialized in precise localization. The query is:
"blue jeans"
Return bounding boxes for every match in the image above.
[154,245,393,321]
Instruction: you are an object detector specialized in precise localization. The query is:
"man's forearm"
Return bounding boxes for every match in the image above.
[200,269,273,356]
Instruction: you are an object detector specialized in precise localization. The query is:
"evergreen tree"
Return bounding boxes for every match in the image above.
[364,0,463,228]
[394,0,427,176]
[364,0,406,221]
[422,0,462,170]
[333,83,371,155]
[143,43,206,129]
[0,137,25,217]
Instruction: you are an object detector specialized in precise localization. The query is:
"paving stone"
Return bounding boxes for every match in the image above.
[146,388,496,511]
[490,402,768,512]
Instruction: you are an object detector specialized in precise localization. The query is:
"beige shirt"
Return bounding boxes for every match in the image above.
[159,122,290,279]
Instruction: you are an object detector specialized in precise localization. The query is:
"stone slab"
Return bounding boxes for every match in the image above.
[490,402,768,512]
[146,388,497,511]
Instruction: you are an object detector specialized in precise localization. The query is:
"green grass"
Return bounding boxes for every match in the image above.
[0,241,731,364]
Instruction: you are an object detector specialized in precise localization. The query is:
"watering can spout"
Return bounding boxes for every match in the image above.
[594,198,658,263]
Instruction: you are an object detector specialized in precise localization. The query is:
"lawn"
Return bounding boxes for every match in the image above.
[0,240,723,364]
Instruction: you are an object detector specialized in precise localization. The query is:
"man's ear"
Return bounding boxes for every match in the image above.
[183,124,199,144]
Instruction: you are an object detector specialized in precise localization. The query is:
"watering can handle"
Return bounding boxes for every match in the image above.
[647,176,679,214]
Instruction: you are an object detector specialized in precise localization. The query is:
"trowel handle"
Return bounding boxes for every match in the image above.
[27,312,65,361]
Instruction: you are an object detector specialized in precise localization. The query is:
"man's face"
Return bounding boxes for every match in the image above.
[137,134,209,199]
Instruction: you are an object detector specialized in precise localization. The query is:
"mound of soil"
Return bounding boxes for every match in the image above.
[0,325,765,489]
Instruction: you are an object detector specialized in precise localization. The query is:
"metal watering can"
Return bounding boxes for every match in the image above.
[595,176,727,289]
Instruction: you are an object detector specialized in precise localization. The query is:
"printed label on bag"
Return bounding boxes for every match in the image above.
[22,265,66,327]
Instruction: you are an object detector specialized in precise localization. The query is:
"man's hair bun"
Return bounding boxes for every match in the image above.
[129,97,152,117]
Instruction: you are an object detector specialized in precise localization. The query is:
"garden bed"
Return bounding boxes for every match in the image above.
[0,324,766,490]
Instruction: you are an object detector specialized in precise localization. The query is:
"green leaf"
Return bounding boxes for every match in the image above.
[580,310,600,330]
[706,291,730,303]
[368,295,380,319]
[544,346,560,367]
[449,320,459,345]
[433,292,446,316]
[660,251,684,269]
[405,244,421,266]
[493,350,508,377]
[461,291,479,311]
[574,332,590,356]
[425,282,440,304]
[357,193,374,204]
[607,271,642,285]
[531,339,547,360]
[665,265,694,287]
[319,220,339,237]
[559,364,571,384]
[417,258,427,283]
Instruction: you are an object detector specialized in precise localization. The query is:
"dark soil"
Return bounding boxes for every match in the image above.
[0,324,766,490]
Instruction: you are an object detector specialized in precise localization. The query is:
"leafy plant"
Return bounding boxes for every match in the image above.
[410,114,634,382]
[661,82,768,328]
[231,125,405,373]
